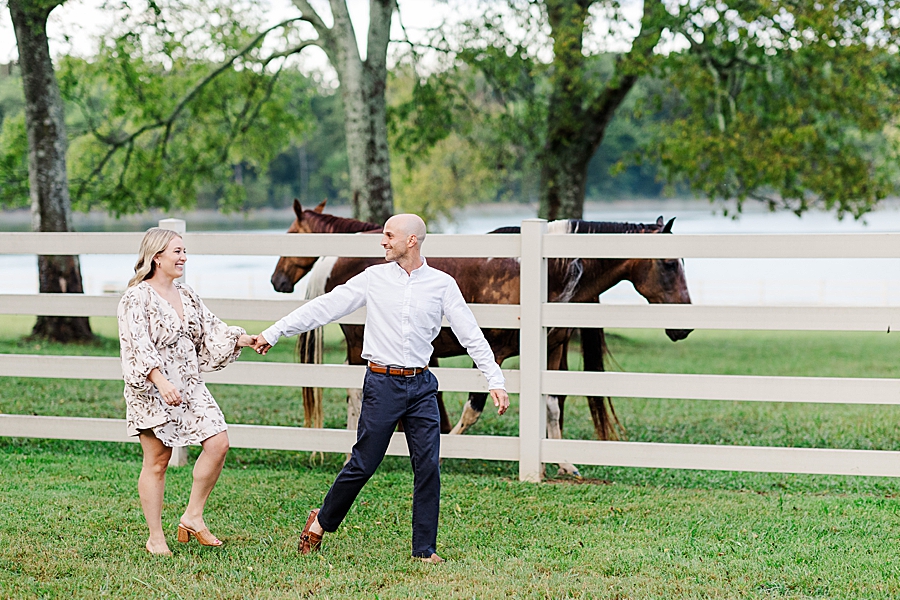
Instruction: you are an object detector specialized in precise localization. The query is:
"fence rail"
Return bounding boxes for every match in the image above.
[1,221,898,482]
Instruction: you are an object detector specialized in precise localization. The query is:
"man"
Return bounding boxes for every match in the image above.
[252,213,509,563]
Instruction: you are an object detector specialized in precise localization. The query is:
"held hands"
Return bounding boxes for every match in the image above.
[251,334,272,355]
[490,389,510,415]
[237,334,258,348]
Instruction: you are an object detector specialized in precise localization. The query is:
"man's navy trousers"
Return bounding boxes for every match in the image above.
[317,367,441,558]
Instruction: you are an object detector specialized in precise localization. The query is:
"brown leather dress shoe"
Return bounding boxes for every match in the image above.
[298,508,323,555]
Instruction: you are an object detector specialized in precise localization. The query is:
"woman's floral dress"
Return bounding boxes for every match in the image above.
[117,281,245,446]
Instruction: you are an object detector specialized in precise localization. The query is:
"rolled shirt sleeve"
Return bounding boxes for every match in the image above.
[261,271,369,346]
[442,281,506,391]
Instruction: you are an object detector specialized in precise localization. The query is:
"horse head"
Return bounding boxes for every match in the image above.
[270,199,328,293]
[270,200,383,293]
[628,216,693,341]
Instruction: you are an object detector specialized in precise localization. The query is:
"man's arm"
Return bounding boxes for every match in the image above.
[441,281,509,415]
[254,271,368,355]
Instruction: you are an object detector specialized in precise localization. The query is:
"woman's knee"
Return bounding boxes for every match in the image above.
[203,432,230,460]
[144,449,171,476]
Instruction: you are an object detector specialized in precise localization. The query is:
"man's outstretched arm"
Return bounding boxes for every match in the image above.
[253,272,368,355]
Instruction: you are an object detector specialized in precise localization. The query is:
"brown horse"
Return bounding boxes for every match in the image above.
[271,200,692,475]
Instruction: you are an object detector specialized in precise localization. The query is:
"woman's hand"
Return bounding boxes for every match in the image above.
[148,368,182,406]
[237,334,258,348]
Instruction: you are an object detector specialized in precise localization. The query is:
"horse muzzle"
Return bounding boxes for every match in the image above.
[666,328,692,342]
[271,271,296,293]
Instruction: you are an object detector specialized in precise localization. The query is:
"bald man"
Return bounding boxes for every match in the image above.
[253,214,509,563]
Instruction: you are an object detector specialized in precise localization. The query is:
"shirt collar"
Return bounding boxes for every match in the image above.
[391,256,428,278]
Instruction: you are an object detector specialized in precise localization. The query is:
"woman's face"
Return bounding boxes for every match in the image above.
[154,236,186,279]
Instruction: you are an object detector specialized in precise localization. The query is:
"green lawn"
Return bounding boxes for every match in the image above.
[2,316,900,598]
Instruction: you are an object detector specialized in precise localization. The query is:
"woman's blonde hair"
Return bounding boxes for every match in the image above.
[128,228,182,288]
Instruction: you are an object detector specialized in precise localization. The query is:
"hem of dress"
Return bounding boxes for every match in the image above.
[149,423,229,448]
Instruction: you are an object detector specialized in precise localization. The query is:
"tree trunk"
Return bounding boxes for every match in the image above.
[538,0,664,220]
[9,0,94,343]
[316,0,394,225]
[538,0,593,221]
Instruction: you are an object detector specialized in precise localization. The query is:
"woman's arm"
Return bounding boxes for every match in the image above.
[147,368,182,406]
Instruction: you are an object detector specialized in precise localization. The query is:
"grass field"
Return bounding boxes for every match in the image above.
[2,316,900,598]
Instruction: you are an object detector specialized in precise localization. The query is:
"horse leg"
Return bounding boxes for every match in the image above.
[450,390,487,435]
[546,334,580,478]
[430,357,452,434]
[582,327,623,440]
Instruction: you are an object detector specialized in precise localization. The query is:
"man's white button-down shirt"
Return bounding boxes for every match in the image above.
[261,258,505,390]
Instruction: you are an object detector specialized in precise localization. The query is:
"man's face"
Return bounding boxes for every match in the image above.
[381,219,412,262]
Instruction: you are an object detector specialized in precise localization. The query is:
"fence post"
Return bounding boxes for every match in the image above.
[519,219,547,482]
[159,218,189,467]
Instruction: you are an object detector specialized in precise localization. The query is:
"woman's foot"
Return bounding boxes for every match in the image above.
[178,514,207,534]
[177,513,223,546]
[145,538,172,556]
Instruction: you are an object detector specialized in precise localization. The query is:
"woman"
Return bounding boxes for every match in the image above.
[117,228,256,555]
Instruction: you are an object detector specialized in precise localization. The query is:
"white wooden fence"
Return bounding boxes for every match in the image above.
[1,219,899,482]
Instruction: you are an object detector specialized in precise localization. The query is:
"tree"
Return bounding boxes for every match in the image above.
[290,0,396,224]
[59,0,397,224]
[406,0,900,220]
[8,0,93,342]
[60,19,317,215]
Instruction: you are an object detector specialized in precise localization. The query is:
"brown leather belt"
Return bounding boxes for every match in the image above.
[368,362,428,377]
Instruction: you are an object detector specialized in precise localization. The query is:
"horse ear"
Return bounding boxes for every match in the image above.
[656,216,664,228]
[293,198,303,219]
[662,217,675,233]
[314,199,327,213]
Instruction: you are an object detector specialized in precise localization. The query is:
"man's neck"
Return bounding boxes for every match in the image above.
[396,253,424,275]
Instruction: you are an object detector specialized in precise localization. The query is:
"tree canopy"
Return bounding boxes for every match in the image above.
[3,0,900,221]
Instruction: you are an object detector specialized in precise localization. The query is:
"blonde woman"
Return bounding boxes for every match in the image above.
[117,228,256,555]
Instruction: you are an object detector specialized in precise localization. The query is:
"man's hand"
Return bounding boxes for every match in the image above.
[252,334,273,355]
[490,389,509,415]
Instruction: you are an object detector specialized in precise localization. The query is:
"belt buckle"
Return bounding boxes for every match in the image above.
[404,368,416,378]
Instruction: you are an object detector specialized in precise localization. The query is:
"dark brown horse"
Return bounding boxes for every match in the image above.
[271,200,692,475]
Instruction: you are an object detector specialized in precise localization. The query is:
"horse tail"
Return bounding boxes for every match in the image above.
[294,256,338,429]
[298,328,324,429]
[581,327,625,441]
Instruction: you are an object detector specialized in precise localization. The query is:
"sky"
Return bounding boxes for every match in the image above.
[0,0,464,71]
[0,0,644,72]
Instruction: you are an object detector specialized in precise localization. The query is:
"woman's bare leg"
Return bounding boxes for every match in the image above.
[138,431,173,554]
[180,431,229,531]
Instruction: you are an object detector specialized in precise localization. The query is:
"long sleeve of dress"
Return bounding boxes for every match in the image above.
[117,288,164,393]
[193,292,245,372]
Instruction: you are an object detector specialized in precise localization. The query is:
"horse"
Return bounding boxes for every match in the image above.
[271,200,693,475]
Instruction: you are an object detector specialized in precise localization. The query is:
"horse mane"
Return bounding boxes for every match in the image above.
[551,219,661,234]
[489,219,661,235]
[303,210,382,233]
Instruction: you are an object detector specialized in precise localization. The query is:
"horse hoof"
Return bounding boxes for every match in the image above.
[556,467,582,479]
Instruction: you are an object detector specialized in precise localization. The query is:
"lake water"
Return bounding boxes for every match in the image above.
[2,200,899,306]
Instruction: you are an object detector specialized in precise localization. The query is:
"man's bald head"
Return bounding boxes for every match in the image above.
[385,214,427,246]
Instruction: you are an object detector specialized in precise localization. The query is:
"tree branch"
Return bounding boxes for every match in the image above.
[584,0,669,148]
[291,0,330,35]
[75,17,307,199]
[263,39,323,65]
